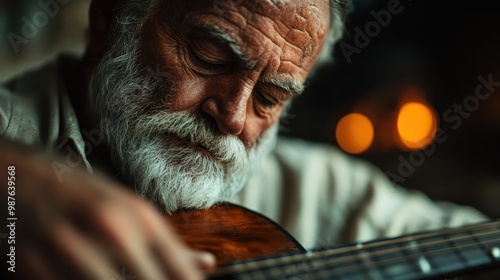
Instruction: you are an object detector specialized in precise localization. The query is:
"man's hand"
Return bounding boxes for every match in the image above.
[0,141,215,280]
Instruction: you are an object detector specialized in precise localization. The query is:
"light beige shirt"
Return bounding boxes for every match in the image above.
[0,59,487,249]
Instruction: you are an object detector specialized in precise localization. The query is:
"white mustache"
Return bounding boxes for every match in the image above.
[135,111,248,164]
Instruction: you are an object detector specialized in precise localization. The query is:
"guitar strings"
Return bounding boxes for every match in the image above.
[245,235,500,279]
[210,221,499,276]
[210,227,500,278]
[209,220,500,277]
[286,237,500,280]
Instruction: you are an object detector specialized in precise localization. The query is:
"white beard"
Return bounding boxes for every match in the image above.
[88,6,278,213]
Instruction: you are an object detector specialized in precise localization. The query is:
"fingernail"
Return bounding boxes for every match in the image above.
[196,252,217,269]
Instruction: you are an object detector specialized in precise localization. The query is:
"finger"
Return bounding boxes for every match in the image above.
[189,250,217,270]
[50,221,116,280]
[49,176,170,280]
[134,202,205,279]
[94,202,167,280]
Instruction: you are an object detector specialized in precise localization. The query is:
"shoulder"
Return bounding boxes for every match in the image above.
[272,137,381,184]
[0,60,61,146]
[2,59,60,97]
[247,136,385,214]
[243,137,389,246]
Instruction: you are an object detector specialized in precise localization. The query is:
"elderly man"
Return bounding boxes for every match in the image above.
[0,0,487,279]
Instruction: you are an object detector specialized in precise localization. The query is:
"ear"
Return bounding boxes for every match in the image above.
[87,0,120,55]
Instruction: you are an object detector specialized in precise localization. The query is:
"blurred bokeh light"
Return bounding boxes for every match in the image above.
[397,102,437,150]
[336,113,374,154]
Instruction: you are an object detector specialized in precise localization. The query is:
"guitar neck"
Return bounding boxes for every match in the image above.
[210,220,500,279]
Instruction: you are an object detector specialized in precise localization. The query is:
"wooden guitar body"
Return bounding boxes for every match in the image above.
[169,203,500,279]
[169,203,304,265]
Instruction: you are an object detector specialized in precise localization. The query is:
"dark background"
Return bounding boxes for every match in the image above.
[1,0,499,218]
[282,0,500,218]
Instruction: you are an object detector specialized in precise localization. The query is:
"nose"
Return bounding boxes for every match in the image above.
[201,82,252,136]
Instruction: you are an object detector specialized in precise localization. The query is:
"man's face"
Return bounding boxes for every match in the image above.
[89,0,330,213]
[140,0,330,147]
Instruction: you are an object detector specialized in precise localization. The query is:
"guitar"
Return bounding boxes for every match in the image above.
[169,203,500,279]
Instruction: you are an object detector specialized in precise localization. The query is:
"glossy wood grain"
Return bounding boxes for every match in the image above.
[169,205,500,279]
[168,203,304,266]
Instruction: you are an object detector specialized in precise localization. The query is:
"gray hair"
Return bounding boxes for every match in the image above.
[311,0,352,75]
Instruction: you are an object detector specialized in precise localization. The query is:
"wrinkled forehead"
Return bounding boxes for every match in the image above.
[159,0,330,78]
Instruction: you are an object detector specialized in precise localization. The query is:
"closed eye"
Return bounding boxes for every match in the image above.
[255,89,279,107]
[188,45,229,72]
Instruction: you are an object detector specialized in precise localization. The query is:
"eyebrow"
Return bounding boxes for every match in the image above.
[185,21,305,96]
[260,77,305,97]
[186,21,257,69]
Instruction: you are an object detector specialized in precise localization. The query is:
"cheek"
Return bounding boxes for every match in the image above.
[168,75,239,111]
[166,75,208,111]
[240,103,283,146]
[239,116,277,146]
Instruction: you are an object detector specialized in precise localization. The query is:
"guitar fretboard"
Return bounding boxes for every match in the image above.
[210,220,500,279]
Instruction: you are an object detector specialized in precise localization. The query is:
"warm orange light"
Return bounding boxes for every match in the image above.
[397,102,437,150]
[336,113,374,154]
